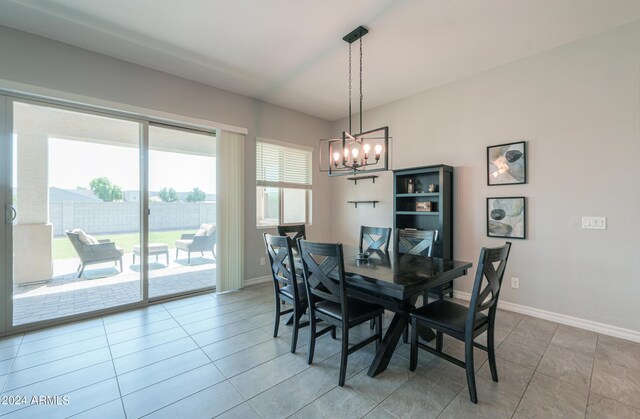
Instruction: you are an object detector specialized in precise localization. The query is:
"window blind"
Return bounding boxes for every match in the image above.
[256,141,312,189]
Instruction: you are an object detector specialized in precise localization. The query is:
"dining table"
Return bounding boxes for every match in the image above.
[337,245,473,378]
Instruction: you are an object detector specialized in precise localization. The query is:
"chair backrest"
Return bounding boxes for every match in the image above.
[297,239,348,315]
[277,224,306,241]
[360,226,392,252]
[65,231,90,262]
[263,233,300,300]
[397,229,438,257]
[466,242,512,330]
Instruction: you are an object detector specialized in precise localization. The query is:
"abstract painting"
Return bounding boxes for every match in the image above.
[487,141,526,185]
[487,197,526,239]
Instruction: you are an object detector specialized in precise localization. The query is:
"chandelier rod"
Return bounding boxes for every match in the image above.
[359,37,363,135]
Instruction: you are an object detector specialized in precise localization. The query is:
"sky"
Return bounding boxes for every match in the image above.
[47,138,216,193]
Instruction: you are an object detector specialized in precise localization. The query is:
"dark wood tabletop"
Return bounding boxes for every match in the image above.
[341,246,472,301]
[338,245,472,377]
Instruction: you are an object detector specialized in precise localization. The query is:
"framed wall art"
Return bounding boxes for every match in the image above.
[487,197,526,239]
[487,141,526,185]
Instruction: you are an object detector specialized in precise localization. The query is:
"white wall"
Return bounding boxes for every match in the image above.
[330,22,640,332]
[0,25,333,281]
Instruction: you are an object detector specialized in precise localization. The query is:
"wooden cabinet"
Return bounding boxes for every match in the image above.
[393,164,453,259]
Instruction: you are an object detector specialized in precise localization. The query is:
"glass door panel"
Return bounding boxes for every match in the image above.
[148,124,216,298]
[11,100,142,326]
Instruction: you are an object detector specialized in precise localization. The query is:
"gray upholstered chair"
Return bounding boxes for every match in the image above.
[175,223,217,263]
[66,230,124,278]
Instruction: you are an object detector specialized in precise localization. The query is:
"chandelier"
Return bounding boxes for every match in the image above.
[321,26,389,176]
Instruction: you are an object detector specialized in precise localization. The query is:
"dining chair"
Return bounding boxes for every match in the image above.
[409,242,512,404]
[397,228,437,256]
[397,229,453,300]
[297,239,384,387]
[359,226,392,253]
[263,233,308,353]
[277,224,306,241]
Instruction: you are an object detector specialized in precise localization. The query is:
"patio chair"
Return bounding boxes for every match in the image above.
[175,223,217,263]
[66,230,124,278]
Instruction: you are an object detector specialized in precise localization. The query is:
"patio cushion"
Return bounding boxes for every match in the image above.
[72,228,99,245]
[175,239,193,251]
[204,224,216,236]
[196,223,215,236]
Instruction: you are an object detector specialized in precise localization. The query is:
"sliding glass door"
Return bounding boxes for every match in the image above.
[0,94,219,332]
[147,124,217,299]
[8,100,143,326]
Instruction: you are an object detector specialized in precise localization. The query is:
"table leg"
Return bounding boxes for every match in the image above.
[367,312,407,377]
[285,314,295,325]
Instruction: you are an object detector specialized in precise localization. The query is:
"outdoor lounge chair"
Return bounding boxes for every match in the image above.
[175,223,217,263]
[66,230,124,278]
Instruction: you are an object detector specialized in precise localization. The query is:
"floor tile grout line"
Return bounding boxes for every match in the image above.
[0,333,24,395]
[15,329,108,358]
[169,301,273,328]
[8,340,111,376]
[19,320,104,344]
[103,312,178,334]
[100,317,128,419]
[583,333,599,419]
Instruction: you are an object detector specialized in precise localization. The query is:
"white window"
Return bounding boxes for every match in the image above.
[256,139,312,227]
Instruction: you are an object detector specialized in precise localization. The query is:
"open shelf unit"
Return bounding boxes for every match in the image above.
[393,164,453,259]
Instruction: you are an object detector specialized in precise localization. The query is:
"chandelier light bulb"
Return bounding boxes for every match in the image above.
[375,144,383,159]
[363,143,371,159]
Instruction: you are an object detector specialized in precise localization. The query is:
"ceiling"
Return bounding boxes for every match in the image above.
[2,0,640,121]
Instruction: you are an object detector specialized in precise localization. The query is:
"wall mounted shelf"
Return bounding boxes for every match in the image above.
[395,193,439,198]
[347,175,378,185]
[396,211,440,216]
[347,200,379,208]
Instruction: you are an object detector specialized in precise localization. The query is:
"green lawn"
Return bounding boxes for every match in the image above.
[54,230,185,260]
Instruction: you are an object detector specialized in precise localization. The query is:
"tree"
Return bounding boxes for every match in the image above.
[159,187,179,202]
[89,177,123,202]
[186,187,206,203]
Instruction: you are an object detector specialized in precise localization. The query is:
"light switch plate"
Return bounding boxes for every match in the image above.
[582,216,606,230]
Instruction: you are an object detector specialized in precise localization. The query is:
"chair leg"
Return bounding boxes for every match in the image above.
[132,254,136,265]
[369,318,375,330]
[330,326,336,340]
[308,313,317,365]
[487,324,499,382]
[465,338,478,404]
[409,317,418,371]
[175,248,179,260]
[187,251,191,264]
[403,323,409,344]
[77,264,81,272]
[273,297,281,338]
[291,306,302,354]
[436,331,443,351]
[78,265,85,278]
[339,327,349,387]
[119,258,123,272]
[375,314,382,349]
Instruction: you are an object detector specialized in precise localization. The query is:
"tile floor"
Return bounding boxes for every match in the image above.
[0,282,639,418]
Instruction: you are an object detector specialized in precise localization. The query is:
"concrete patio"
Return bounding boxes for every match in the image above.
[13,250,216,326]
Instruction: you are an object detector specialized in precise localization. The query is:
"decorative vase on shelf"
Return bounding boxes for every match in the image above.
[407,179,414,194]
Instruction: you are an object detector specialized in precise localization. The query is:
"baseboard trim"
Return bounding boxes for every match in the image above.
[453,291,640,343]
[244,275,271,287]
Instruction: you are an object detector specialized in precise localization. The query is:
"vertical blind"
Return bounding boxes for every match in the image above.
[256,140,312,189]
